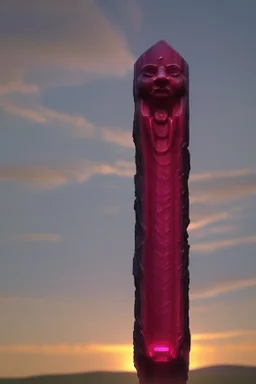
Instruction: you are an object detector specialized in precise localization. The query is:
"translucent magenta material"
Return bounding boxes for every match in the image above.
[133,41,190,384]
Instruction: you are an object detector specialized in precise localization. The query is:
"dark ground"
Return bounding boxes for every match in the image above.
[0,365,255,384]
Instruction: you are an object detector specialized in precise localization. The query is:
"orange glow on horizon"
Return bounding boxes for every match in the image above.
[120,345,211,372]
[122,352,136,372]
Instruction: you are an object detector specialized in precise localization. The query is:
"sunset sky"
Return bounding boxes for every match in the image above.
[1,0,256,378]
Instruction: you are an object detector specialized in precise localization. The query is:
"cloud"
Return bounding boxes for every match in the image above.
[192,235,256,253]
[190,169,253,183]
[191,277,256,300]
[192,223,238,241]
[190,169,256,204]
[0,343,132,355]
[0,159,134,189]
[189,211,231,232]
[0,157,255,222]
[0,82,39,96]
[192,329,256,341]
[0,98,135,141]
[215,344,256,352]
[21,234,62,243]
[0,98,95,136]
[100,128,133,148]
[0,0,134,91]
[207,224,238,235]
[0,338,255,356]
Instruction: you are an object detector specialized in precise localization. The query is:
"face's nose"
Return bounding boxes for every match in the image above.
[153,66,169,87]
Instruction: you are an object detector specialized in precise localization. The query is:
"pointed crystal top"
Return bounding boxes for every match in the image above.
[134,40,187,79]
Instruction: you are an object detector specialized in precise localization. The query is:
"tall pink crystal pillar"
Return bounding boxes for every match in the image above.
[133,41,190,384]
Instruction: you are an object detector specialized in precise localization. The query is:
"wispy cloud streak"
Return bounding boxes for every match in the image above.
[0,98,134,141]
[0,161,255,210]
[189,212,231,232]
[190,169,256,203]
[192,329,256,341]
[0,82,39,96]
[100,128,133,148]
[191,277,256,299]
[190,169,253,182]
[193,235,256,253]
[0,334,256,355]
[21,234,62,243]
[0,159,134,189]
[0,343,132,355]
[0,99,95,136]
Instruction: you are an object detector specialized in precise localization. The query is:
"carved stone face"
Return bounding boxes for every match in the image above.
[136,62,186,101]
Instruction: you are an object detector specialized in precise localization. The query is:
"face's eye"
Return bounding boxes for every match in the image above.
[141,65,157,78]
[167,64,181,77]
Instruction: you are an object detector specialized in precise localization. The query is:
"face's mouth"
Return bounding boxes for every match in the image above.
[151,87,171,98]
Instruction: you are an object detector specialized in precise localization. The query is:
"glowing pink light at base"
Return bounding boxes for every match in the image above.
[153,346,169,353]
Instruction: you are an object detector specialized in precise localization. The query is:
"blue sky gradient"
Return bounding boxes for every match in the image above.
[0,0,256,377]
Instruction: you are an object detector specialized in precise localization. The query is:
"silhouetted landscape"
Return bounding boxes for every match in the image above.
[0,365,255,384]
